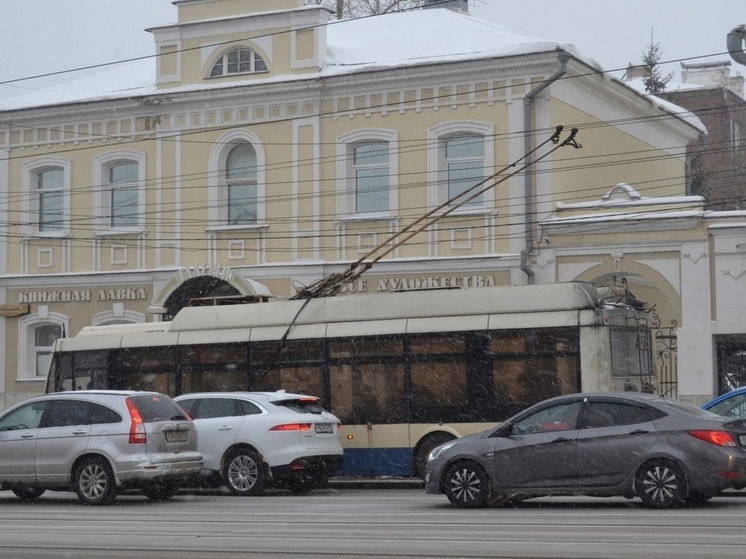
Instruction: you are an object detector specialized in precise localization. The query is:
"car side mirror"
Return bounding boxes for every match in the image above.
[492,423,513,438]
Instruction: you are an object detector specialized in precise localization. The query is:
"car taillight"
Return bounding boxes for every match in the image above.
[126,397,147,444]
[687,430,736,447]
[269,423,312,432]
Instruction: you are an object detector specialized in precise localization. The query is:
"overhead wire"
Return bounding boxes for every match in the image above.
[0,6,742,259]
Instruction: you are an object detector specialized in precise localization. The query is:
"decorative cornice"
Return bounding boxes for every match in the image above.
[682,252,708,264]
[722,269,746,280]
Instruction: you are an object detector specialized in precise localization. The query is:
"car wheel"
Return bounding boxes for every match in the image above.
[142,482,180,501]
[222,448,265,496]
[414,432,457,479]
[12,486,46,502]
[73,456,117,506]
[636,459,687,509]
[443,461,490,508]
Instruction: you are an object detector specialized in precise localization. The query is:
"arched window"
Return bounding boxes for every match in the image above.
[210,48,267,77]
[208,131,266,229]
[92,309,145,326]
[33,324,62,379]
[226,143,258,225]
[18,312,68,381]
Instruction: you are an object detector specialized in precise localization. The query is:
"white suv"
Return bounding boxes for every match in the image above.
[0,390,203,505]
[175,391,343,495]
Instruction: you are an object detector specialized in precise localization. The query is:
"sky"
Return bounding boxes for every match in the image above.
[1,0,745,100]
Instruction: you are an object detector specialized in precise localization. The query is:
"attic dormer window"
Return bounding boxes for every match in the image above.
[210,48,267,77]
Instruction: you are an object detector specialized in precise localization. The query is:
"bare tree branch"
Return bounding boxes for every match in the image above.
[305,0,488,19]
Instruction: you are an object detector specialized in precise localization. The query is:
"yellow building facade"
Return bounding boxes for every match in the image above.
[3,0,738,409]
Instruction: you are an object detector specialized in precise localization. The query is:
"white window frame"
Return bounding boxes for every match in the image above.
[208,130,267,230]
[18,312,68,381]
[336,129,399,219]
[427,122,495,214]
[92,151,146,233]
[92,309,145,326]
[208,47,268,78]
[22,157,71,237]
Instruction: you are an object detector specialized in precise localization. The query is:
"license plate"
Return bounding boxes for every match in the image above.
[165,430,188,443]
[315,423,334,434]
[740,434,746,447]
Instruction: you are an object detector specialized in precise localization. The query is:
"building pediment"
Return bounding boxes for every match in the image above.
[149,0,332,89]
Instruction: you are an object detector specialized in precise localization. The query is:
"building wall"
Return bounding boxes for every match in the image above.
[0,0,718,410]
[659,87,746,210]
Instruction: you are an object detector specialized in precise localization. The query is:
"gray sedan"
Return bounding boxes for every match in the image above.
[425,392,746,508]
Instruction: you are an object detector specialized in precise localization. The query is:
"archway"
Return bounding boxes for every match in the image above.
[162,276,241,320]
[577,266,681,397]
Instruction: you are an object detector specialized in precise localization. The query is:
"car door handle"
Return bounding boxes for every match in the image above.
[21,433,35,438]
[552,437,572,443]
[72,430,87,435]
[629,430,649,435]
[218,426,233,431]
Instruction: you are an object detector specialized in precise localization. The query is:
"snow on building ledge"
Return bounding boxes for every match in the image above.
[542,184,708,234]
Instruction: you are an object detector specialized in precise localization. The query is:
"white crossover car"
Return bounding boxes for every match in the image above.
[175,391,343,495]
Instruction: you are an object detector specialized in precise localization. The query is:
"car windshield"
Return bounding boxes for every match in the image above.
[708,393,746,417]
[273,398,327,414]
[129,394,189,422]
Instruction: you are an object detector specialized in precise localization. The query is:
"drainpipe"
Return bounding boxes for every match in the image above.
[521,51,571,283]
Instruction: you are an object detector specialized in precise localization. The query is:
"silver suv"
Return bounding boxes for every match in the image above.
[0,390,203,505]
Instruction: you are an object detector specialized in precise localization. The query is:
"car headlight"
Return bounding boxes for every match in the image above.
[427,442,456,462]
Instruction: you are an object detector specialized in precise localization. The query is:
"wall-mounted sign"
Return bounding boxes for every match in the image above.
[0,304,30,317]
[18,288,148,304]
[337,275,497,293]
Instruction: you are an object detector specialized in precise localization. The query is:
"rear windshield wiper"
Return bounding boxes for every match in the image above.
[152,415,189,421]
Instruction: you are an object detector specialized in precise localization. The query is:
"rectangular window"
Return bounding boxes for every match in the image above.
[228,183,257,224]
[253,364,324,398]
[353,142,389,213]
[330,362,406,424]
[113,346,177,395]
[109,163,139,228]
[37,169,64,232]
[444,136,484,206]
[329,337,403,359]
[491,329,580,415]
[34,324,62,377]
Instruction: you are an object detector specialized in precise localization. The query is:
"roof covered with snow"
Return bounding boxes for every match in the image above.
[0,9,592,112]
[620,77,706,133]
